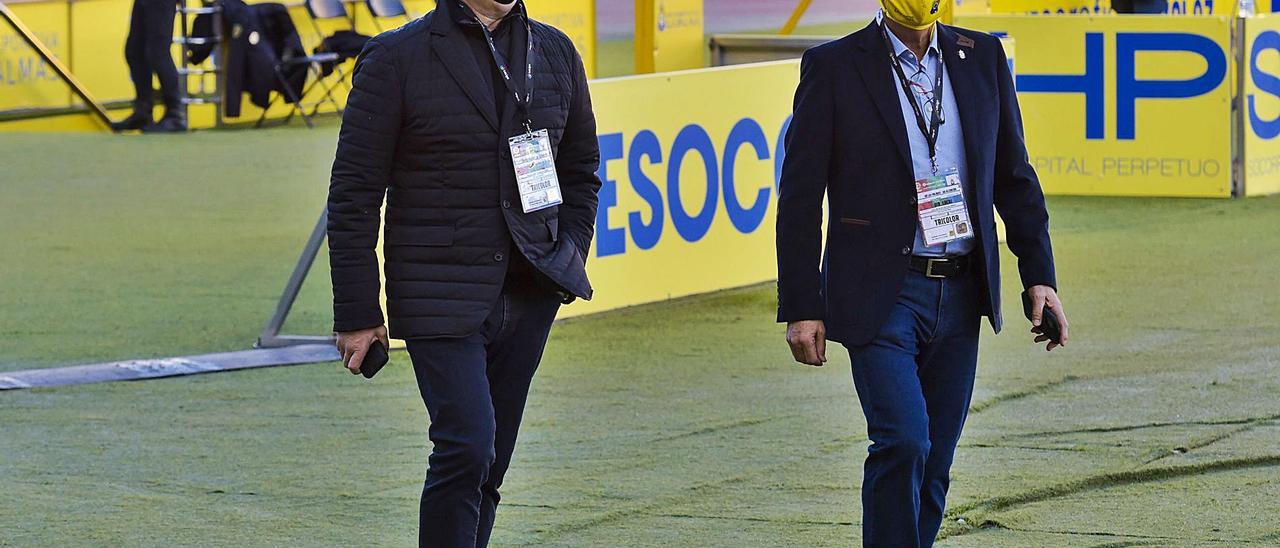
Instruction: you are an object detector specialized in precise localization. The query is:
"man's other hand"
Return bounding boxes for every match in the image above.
[1026,285,1069,351]
[786,320,828,366]
[335,325,390,375]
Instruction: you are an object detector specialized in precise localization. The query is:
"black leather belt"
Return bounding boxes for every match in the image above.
[909,255,970,278]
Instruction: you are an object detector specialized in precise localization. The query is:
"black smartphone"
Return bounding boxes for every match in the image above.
[1021,291,1062,344]
[359,340,390,379]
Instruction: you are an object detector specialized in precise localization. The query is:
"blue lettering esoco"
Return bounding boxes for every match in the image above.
[592,116,791,258]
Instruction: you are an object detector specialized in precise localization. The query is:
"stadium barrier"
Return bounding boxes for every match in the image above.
[709,33,1015,72]
[0,1,112,128]
[973,0,1253,15]
[958,14,1237,197]
[711,13,1280,198]
[1244,12,1280,195]
[634,0,704,73]
[956,12,1280,197]
[5,1,1279,349]
[0,0,597,129]
[565,61,797,317]
[0,0,358,129]
[708,34,830,67]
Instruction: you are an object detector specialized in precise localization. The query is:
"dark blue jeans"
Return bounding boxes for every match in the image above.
[406,280,561,548]
[845,269,982,547]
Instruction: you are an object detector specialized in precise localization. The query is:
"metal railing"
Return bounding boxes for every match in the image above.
[708,34,832,67]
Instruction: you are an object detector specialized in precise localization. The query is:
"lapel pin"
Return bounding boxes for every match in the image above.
[958,50,966,60]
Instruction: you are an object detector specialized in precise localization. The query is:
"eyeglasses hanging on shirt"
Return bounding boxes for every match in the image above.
[879,21,946,175]
[880,21,975,249]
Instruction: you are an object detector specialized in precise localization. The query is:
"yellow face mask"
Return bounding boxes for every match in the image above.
[880,0,943,30]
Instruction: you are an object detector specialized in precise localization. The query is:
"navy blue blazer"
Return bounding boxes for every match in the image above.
[776,22,1056,346]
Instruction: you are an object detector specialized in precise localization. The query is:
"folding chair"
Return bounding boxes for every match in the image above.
[304,0,353,33]
[255,49,345,129]
[302,0,357,89]
[252,0,358,128]
[243,1,342,129]
[364,0,413,32]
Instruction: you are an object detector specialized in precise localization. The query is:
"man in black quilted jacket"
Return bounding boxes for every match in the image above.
[325,0,600,545]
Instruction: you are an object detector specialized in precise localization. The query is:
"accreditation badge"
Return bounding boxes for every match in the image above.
[508,129,563,213]
[915,167,975,246]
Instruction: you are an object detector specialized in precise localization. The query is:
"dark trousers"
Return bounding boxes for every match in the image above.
[124,0,181,114]
[406,278,561,548]
[844,269,982,547]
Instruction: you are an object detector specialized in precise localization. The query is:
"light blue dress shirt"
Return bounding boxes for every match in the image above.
[877,13,974,257]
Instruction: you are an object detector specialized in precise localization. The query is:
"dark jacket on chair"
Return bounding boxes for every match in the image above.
[776,22,1056,346]
[191,0,306,116]
[326,2,600,339]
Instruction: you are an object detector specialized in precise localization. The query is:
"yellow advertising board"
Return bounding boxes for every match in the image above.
[952,0,991,18]
[987,0,1233,14]
[635,0,704,74]
[562,60,798,316]
[1,0,598,127]
[957,15,1234,197]
[68,0,138,102]
[526,0,597,79]
[989,0,1109,14]
[1245,14,1280,195]
[0,1,72,111]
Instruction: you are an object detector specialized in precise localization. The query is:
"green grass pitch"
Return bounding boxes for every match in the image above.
[3,40,1280,544]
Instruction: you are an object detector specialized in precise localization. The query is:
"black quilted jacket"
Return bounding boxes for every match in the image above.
[327,1,600,339]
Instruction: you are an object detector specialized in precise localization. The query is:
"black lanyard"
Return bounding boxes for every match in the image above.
[880,22,945,173]
[461,1,535,133]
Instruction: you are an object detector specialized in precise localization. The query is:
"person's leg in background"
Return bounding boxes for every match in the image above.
[475,282,561,547]
[112,0,155,131]
[138,0,185,132]
[915,273,982,547]
[846,273,936,547]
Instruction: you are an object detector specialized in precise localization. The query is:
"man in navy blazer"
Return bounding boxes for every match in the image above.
[775,3,1070,546]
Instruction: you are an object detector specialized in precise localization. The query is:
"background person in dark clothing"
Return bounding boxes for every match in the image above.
[1111,0,1170,13]
[111,0,186,132]
[326,0,600,545]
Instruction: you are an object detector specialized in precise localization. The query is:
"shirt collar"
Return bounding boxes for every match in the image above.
[452,0,525,28]
[875,10,940,64]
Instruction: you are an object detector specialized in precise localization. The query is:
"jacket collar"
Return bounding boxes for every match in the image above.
[850,20,984,183]
[428,0,531,135]
[936,23,983,199]
[850,21,913,170]
[429,0,501,132]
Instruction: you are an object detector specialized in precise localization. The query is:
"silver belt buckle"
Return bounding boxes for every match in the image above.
[925,258,947,278]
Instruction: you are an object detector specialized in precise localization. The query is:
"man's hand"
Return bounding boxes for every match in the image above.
[335,325,390,375]
[786,320,827,366]
[1026,285,1069,351]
